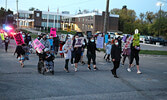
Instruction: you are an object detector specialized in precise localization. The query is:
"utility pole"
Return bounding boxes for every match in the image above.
[57,8,59,31]
[159,4,162,37]
[5,0,7,11]
[103,0,110,34]
[16,0,19,29]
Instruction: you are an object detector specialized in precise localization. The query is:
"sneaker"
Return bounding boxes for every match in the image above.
[88,67,91,70]
[49,69,52,72]
[114,75,119,78]
[127,68,131,72]
[93,67,98,71]
[46,69,49,72]
[137,70,142,74]
[64,68,69,73]
[74,68,77,72]
[81,61,85,65]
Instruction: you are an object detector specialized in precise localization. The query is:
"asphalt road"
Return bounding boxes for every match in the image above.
[0,40,167,100]
[140,43,167,51]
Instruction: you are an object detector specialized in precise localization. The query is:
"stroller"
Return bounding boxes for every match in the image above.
[42,61,54,75]
[37,53,44,74]
[38,48,55,75]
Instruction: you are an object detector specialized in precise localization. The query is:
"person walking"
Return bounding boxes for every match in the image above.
[111,39,121,78]
[105,41,112,62]
[62,39,73,73]
[14,45,25,67]
[4,36,10,52]
[22,44,30,60]
[121,36,132,66]
[71,35,76,66]
[87,36,100,70]
[72,35,82,72]
[53,36,60,55]
[127,43,142,74]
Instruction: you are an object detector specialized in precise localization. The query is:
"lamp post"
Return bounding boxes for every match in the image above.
[156,2,164,37]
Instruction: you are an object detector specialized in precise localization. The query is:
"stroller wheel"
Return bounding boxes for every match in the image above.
[42,68,46,75]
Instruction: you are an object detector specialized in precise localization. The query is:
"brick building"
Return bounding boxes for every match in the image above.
[62,12,119,34]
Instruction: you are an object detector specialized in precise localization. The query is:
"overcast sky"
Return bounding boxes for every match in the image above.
[0,0,166,17]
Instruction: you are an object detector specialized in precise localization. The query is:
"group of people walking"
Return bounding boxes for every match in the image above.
[104,35,142,78]
[1,31,141,78]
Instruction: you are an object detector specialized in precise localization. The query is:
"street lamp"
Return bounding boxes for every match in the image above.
[156,2,164,37]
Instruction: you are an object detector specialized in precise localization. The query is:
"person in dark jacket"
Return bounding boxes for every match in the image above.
[111,39,121,78]
[87,37,100,70]
[14,45,25,67]
[117,36,122,51]
[4,36,10,52]
[72,35,82,72]
[53,36,60,55]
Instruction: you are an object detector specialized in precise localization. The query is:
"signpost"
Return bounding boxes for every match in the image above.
[124,36,133,49]
[74,37,84,47]
[50,28,57,37]
[13,33,24,45]
[60,34,67,42]
[32,39,45,53]
[96,36,104,49]
[105,34,108,43]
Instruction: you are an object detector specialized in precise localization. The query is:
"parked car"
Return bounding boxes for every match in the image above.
[140,35,147,43]
[152,37,165,45]
[145,36,154,44]
[164,40,167,46]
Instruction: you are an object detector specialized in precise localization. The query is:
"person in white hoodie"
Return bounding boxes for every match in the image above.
[62,38,73,73]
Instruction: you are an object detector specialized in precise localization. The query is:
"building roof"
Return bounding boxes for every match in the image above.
[18,10,119,18]
[18,10,34,14]
[65,12,119,18]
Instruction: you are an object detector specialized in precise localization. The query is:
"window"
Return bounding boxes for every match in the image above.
[36,13,40,17]
[19,13,24,18]
[91,24,93,29]
[49,15,54,20]
[25,14,30,18]
[85,24,87,29]
[79,18,80,22]
[55,15,61,20]
[82,24,84,29]
[42,14,47,19]
[91,16,93,20]
[41,22,47,27]
[82,18,84,22]
[55,23,61,28]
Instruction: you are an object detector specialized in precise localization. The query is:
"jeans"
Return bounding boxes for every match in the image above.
[45,61,54,70]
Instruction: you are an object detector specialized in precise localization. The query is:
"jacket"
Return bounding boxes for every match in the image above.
[106,44,112,55]
[40,39,51,50]
[62,44,73,59]
[87,41,99,55]
[43,53,55,62]
[111,44,121,61]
